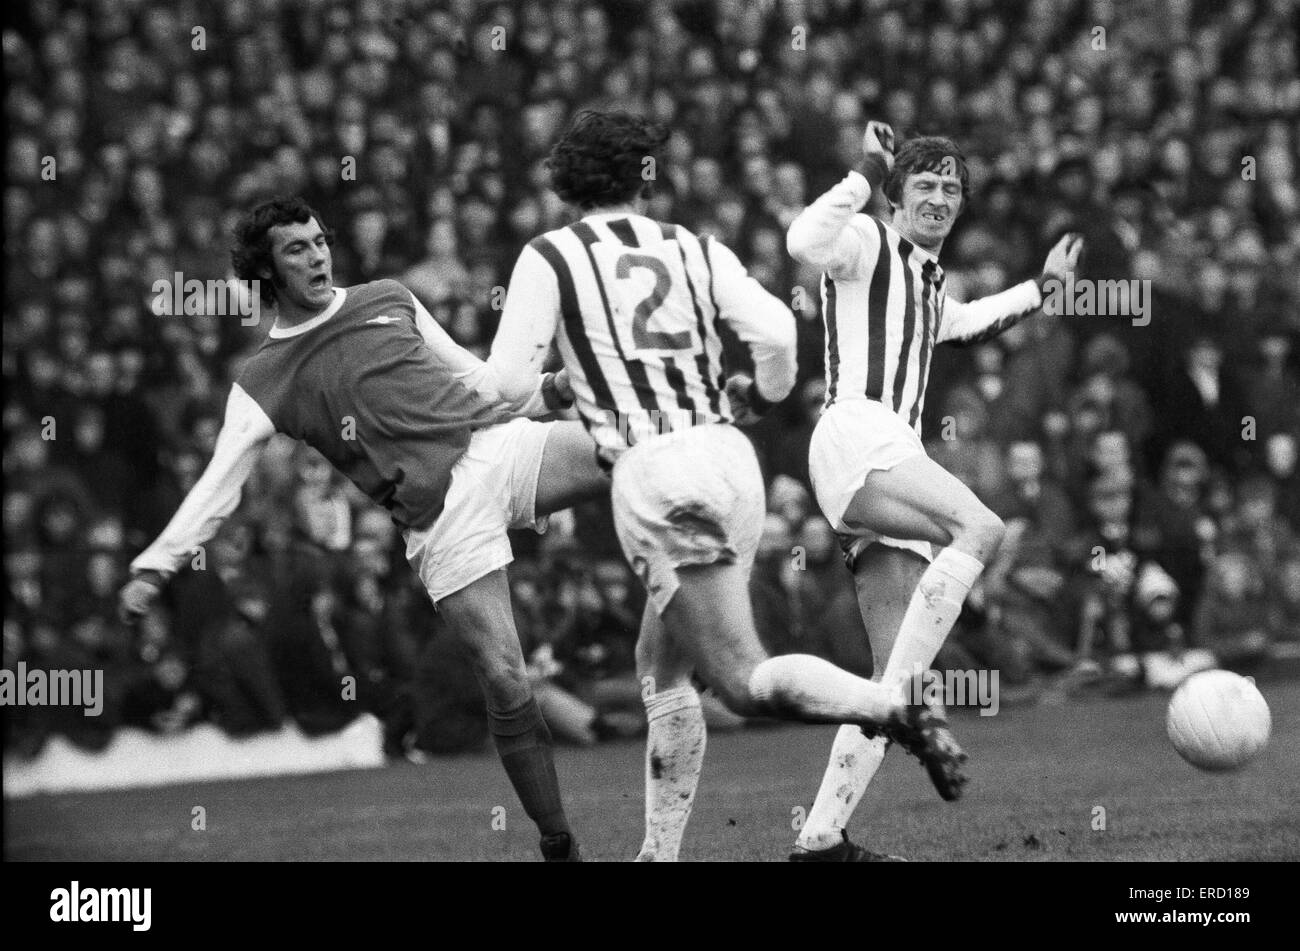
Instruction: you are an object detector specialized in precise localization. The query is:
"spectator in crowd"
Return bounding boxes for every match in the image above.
[1070,471,1147,691]
[1194,549,1273,671]
[1224,475,1296,578]
[1072,334,1153,453]
[1151,334,1251,476]
[1128,562,1216,689]
[1265,433,1300,529]
[193,580,287,738]
[121,606,204,734]
[1245,327,1299,449]
[983,300,1075,443]
[1136,441,1215,623]
[980,440,1079,686]
[927,385,1005,504]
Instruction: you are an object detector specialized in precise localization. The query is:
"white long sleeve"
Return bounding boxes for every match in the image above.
[707,237,798,404]
[130,384,275,577]
[786,170,875,277]
[485,245,563,403]
[408,290,551,418]
[938,279,1043,344]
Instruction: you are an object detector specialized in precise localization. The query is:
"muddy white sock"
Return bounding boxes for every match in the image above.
[636,685,706,862]
[796,726,890,852]
[748,654,901,725]
[882,548,984,686]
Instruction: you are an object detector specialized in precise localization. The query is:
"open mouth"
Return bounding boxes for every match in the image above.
[309,274,330,290]
[922,211,947,223]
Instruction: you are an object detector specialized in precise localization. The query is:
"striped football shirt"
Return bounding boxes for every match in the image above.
[788,170,1043,437]
[489,212,797,463]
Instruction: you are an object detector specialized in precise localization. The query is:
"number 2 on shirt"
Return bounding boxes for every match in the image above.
[597,241,696,357]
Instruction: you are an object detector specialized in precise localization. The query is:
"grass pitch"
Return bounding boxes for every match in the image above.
[6,679,1297,862]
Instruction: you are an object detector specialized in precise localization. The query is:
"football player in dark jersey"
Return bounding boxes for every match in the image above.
[119,198,608,861]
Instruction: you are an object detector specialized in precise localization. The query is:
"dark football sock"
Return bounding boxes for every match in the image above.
[488,697,571,838]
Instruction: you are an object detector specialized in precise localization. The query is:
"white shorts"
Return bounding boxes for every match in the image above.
[808,399,933,566]
[403,418,554,604]
[612,424,764,614]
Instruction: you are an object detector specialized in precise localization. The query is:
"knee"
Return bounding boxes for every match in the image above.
[707,669,763,719]
[954,507,1005,557]
[469,646,531,708]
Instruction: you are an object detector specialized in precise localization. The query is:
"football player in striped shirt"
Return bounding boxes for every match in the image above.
[117,197,608,861]
[786,123,1083,860]
[488,110,956,862]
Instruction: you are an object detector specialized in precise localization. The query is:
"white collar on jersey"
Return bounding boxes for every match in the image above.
[268,287,347,339]
[580,210,647,222]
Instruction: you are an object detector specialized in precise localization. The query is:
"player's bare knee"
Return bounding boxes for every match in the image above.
[717,685,761,718]
[709,666,762,718]
[477,658,531,708]
[454,629,528,696]
[952,506,1004,559]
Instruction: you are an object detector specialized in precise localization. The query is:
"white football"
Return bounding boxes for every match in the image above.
[1166,670,1271,772]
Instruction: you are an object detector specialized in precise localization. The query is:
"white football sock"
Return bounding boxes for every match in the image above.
[748,654,901,725]
[636,685,706,862]
[881,547,984,687]
[796,726,890,852]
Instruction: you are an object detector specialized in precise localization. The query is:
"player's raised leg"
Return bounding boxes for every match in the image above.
[791,546,923,860]
[630,538,912,864]
[634,606,705,862]
[616,427,906,731]
[438,569,579,861]
[663,561,902,725]
[843,452,1004,686]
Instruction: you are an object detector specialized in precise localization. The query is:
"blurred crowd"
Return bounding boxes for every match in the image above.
[4,0,1299,757]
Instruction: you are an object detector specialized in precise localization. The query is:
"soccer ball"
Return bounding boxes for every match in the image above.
[1166,670,1271,772]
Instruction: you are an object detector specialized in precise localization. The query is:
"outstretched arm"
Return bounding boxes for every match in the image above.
[408,285,569,420]
[939,282,1044,346]
[939,233,1084,346]
[484,245,570,411]
[121,384,275,619]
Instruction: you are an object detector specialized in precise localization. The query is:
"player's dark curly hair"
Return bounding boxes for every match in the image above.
[545,110,670,210]
[231,197,335,304]
[883,136,971,211]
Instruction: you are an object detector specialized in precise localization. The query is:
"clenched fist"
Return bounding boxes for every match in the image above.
[541,368,576,412]
[863,120,896,171]
[118,573,164,624]
[725,373,769,426]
